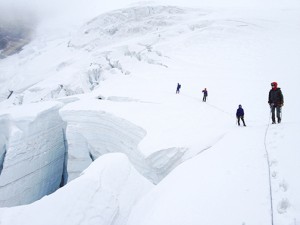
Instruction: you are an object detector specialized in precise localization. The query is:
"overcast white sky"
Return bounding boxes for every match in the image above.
[1,0,299,17]
[1,0,299,33]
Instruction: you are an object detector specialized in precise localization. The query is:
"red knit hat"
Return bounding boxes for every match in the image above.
[271,82,278,89]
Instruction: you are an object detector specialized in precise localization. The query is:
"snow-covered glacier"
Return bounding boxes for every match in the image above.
[0,3,299,225]
[0,102,66,207]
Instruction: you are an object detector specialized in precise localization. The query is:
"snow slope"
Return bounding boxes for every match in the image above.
[127,127,272,225]
[127,123,300,225]
[0,4,300,225]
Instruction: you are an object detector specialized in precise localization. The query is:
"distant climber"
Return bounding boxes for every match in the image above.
[202,88,208,102]
[236,104,246,126]
[268,82,284,124]
[176,83,181,94]
[7,90,13,99]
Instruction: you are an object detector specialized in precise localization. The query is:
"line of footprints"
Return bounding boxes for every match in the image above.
[268,125,291,216]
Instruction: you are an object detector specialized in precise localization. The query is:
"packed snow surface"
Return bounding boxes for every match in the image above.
[0,4,299,225]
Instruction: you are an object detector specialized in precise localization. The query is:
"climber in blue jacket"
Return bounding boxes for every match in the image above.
[236,104,246,126]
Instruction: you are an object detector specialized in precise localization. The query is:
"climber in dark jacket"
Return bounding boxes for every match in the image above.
[202,88,208,102]
[268,82,284,124]
[236,104,246,126]
[176,83,181,94]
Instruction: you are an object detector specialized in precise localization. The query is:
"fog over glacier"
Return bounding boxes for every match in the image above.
[1,0,299,25]
[0,1,300,225]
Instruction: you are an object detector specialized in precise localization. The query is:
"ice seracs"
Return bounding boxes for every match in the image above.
[0,153,153,225]
[0,101,66,207]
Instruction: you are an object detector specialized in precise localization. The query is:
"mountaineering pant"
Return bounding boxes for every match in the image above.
[203,96,207,102]
[237,116,246,126]
[271,106,282,123]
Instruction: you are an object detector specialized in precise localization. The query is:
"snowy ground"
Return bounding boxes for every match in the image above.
[0,4,299,225]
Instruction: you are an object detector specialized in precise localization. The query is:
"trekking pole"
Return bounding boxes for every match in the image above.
[269,105,272,124]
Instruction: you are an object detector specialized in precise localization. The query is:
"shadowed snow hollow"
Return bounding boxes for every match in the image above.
[60,108,148,182]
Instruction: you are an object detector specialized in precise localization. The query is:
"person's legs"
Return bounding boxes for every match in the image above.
[276,106,281,123]
[271,106,276,123]
[237,117,240,126]
[241,116,246,126]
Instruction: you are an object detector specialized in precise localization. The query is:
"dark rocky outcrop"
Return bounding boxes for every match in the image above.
[0,10,37,58]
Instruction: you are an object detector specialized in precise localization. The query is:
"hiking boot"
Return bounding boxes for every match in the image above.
[278,119,281,123]
[272,121,276,124]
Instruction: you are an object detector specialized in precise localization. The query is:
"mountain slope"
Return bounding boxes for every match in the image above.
[0,4,299,225]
